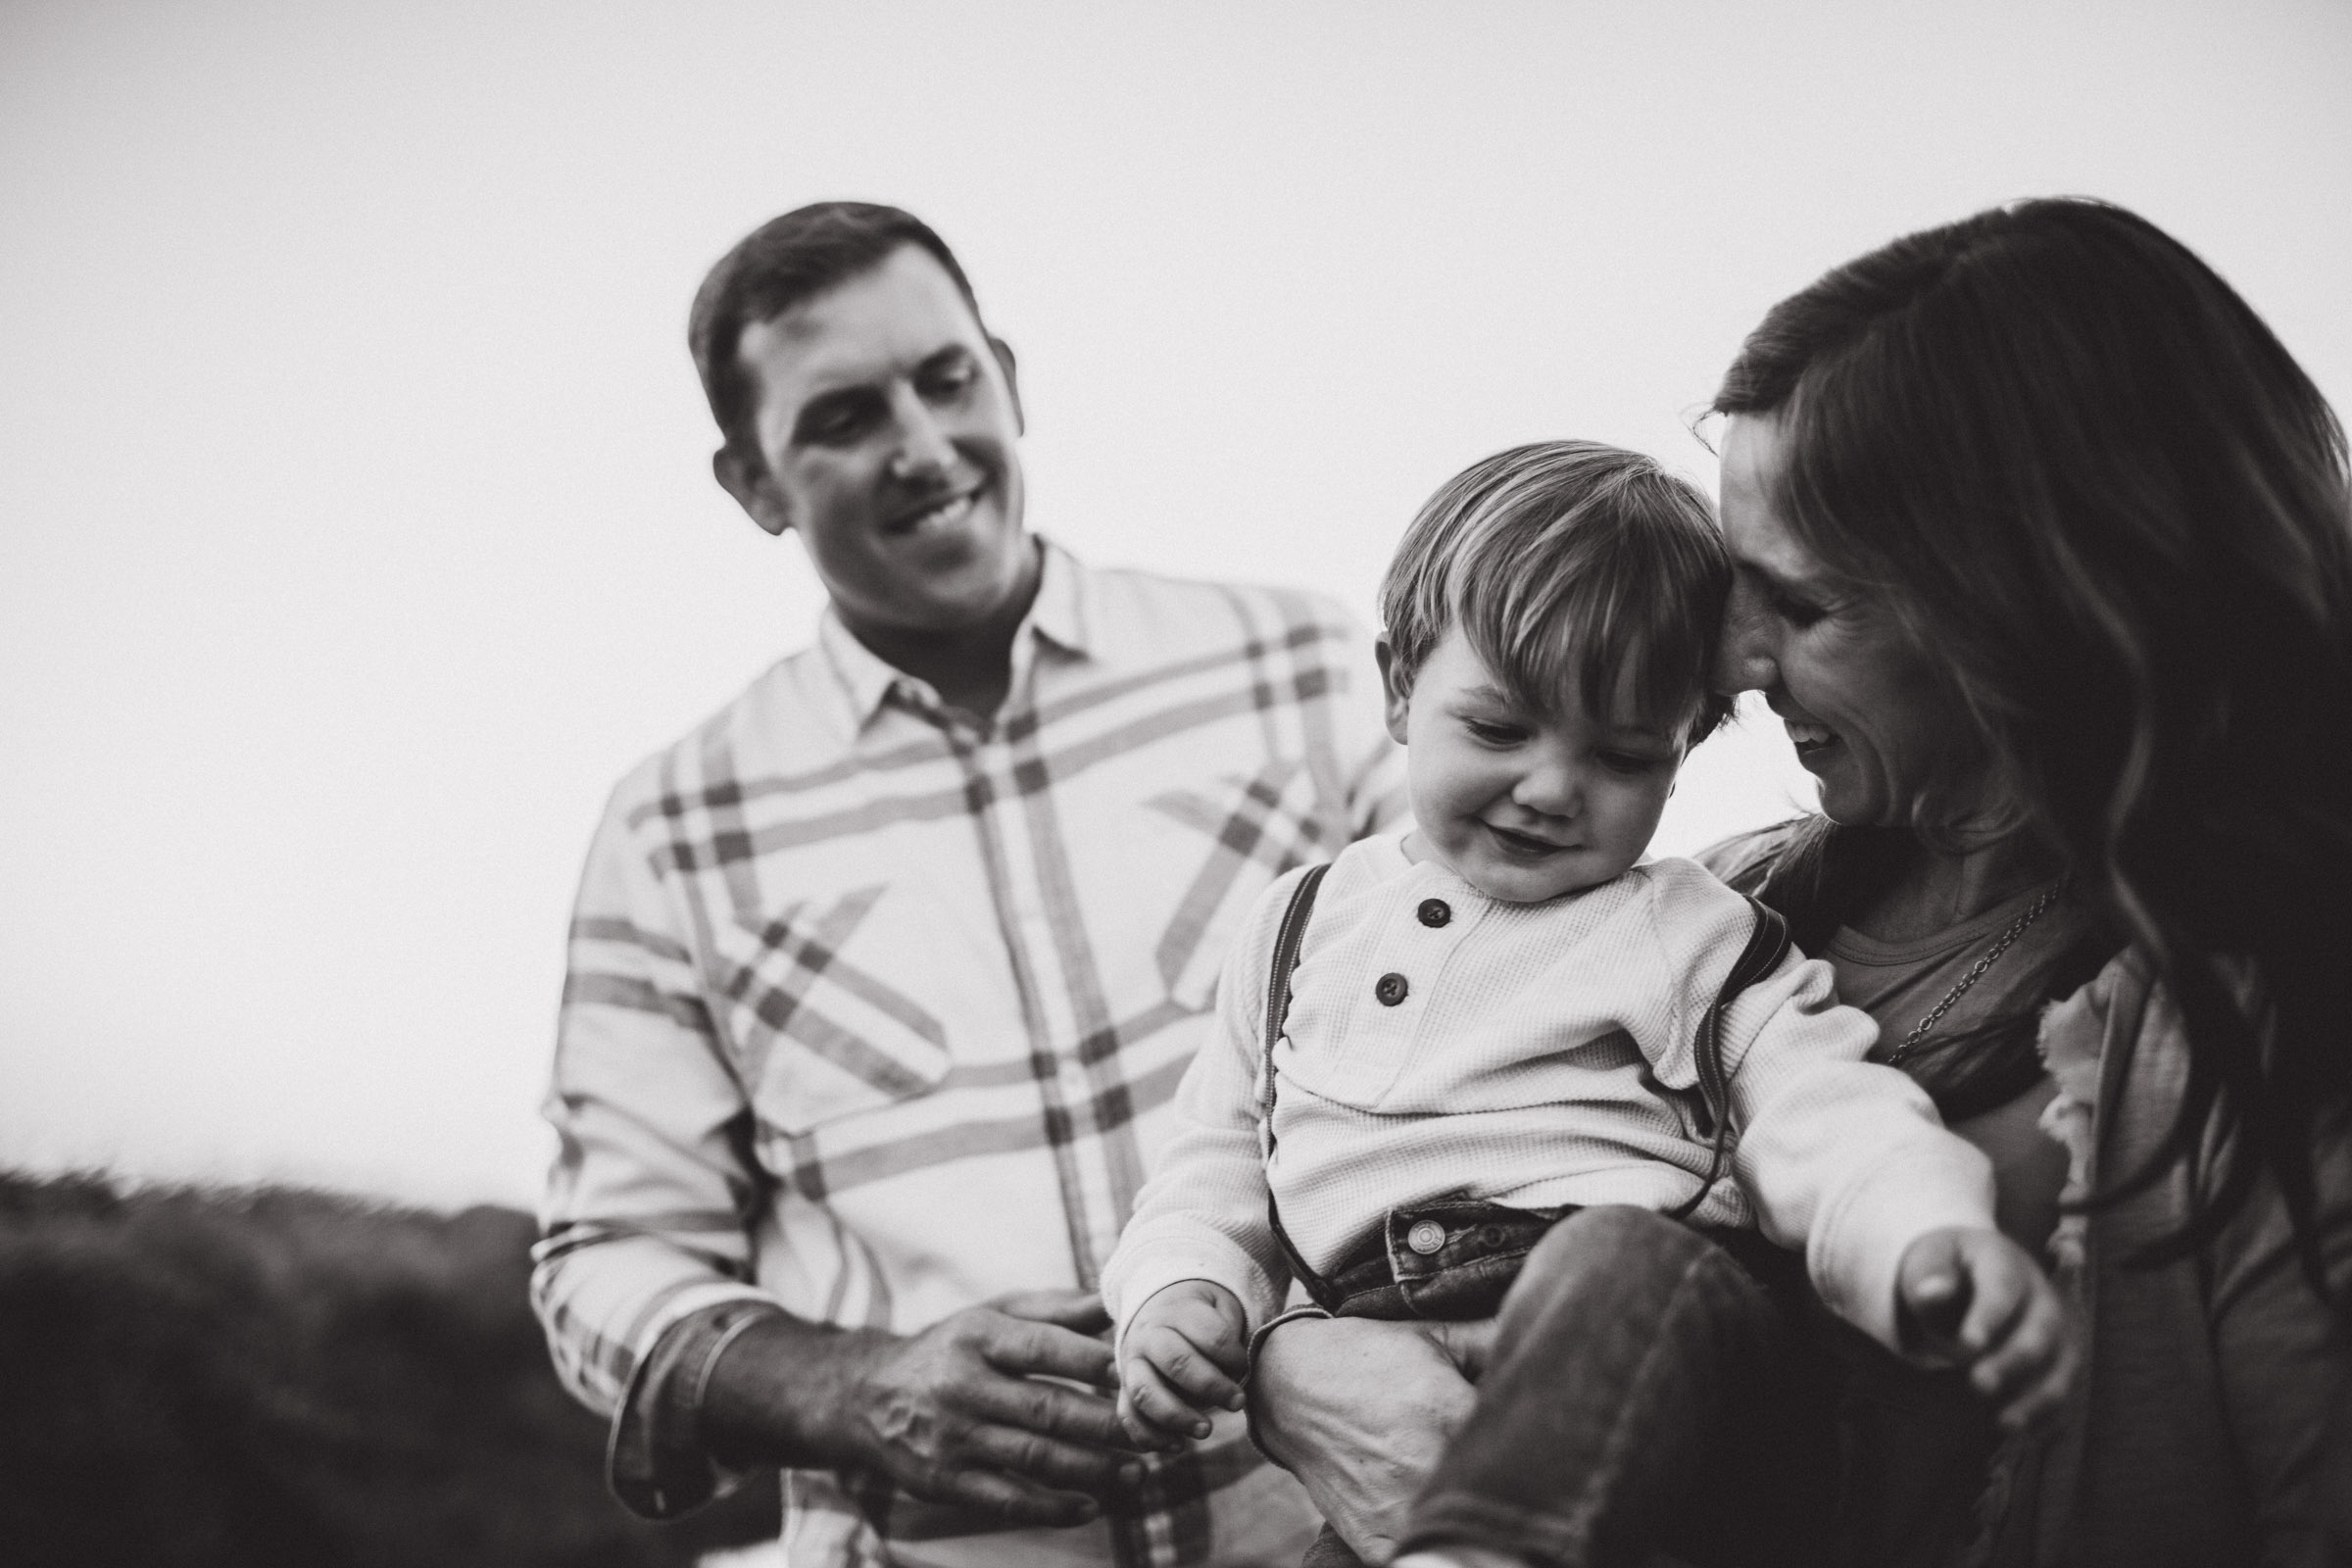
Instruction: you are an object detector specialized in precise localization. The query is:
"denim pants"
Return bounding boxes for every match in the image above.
[1393,1205,1838,1568]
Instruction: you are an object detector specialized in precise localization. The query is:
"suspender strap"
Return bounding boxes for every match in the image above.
[1258,863,1332,1157]
[1259,863,1333,1304]
[1668,894,1792,1221]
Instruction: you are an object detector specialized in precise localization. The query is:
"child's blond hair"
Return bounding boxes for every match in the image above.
[1381,440,1733,744]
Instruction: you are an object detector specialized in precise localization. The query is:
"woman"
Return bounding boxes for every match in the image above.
[1250,198,2352,1567]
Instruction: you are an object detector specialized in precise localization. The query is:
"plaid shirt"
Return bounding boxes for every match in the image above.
[533,540,1404,1568]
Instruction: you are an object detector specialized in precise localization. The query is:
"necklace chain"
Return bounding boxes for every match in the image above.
[1886,881,2067,1064]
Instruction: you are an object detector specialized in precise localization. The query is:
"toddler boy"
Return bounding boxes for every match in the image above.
[1101,442,2067,1557]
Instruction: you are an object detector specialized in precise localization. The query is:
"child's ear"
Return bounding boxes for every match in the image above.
[1374,638,1412,746]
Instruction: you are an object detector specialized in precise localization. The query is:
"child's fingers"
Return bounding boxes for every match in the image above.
[1894,1231,1974,1354]
[1971,1280,2077,1431]
[1131,1322,1246,1413]
[2000,1320,2081,1432]
[1954,1247,2033,1356]
[1124,1356,1214,1444]
[1155,1293,1252,1381]
[1115,1383,1184,1451]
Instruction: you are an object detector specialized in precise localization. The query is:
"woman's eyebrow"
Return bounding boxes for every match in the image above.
[1735,557,1826,598]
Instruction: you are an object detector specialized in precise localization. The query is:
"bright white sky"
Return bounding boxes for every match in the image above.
[4,1,2349,1209]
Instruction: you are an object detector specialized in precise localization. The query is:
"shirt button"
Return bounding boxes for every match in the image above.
[1375,972,1409,1006]
[1407,1219,1447,1255]
[1416,898,1451,928]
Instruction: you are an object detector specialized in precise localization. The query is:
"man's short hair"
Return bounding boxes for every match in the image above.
[688,202,983,460]
[1380,440,1735,745]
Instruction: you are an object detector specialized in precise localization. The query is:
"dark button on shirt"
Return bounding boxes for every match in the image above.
[1375,972,1410,1006]
[1417,898,1451,928]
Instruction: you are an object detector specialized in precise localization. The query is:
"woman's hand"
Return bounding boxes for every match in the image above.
[1896,1226,2079,1432]
[1249,1314,1489,1563]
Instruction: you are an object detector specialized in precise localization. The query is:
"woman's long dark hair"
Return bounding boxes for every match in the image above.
[1715,199,2352,1289]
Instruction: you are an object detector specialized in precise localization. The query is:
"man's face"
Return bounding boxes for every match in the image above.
[717,245,1031,638]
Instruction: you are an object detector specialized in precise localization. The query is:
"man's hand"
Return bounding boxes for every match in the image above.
[706,1289,1145,1527]
[1116,1280,1249,1446]
[1249,1314,1482,1564]
[1897,1226,2079,1432]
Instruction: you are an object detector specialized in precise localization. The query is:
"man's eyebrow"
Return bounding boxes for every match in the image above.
[789,382,882,437]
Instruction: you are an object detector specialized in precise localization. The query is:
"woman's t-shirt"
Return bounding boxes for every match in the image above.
[1823,881,2097,1074]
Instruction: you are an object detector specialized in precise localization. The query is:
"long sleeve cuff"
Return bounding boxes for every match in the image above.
[1808,1136,1997,1350]
[1102,1227,1280,1353]
[608,1298,789,1518]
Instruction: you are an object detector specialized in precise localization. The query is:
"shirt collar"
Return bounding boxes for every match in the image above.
[815,535,1094,732]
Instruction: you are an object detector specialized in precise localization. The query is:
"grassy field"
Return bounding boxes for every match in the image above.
[0,1171,777,1567]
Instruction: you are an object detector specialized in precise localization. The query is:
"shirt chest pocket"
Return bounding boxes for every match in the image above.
[705,882,955,1138]
[1139,757,1345,1010]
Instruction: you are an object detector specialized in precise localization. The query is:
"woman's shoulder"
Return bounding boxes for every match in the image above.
[1691,815,1817,892]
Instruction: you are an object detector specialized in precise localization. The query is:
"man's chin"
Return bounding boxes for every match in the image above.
[903,561,1040,635]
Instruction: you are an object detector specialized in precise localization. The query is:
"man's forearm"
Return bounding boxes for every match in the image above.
[699,1308,893,1470]
[694,1289,1140,1526]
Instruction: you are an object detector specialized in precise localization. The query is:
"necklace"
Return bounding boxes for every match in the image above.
[1885,881,2067,1065]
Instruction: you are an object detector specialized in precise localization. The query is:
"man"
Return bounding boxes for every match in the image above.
[532,202,1404,1568]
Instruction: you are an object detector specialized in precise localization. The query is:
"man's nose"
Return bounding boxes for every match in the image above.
[1713,580,1778,695]
[886,390,956,481]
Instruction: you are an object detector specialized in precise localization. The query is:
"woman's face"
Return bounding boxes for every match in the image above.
[1714,414,1974,828]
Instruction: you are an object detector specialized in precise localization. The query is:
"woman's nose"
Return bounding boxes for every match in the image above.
[1713,580,1779,695]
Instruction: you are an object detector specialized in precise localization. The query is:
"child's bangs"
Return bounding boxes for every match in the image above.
[1453,505,1721,741]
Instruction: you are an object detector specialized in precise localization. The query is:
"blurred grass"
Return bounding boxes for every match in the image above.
[0,1170,778,1567]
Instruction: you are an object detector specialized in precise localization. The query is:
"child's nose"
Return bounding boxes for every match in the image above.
[1513,755,1583,815]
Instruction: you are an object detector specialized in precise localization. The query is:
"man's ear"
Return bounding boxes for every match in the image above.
[712,444,791,538]
[990,336,1025,436]
[1374,637,1412,746]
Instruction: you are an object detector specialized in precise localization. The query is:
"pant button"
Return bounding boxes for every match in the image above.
[1407,1219,1446,1255]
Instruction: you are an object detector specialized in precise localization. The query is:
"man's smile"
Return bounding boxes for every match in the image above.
[884,484,984,537]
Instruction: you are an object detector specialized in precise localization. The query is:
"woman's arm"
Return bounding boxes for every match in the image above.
[2202,1114,2352,1564]
[1248,1314,1493,1561]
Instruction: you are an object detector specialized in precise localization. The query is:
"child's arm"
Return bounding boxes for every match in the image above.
[1708,946,2078,1416]
[1703,943,1991,1334]
[1101,870,1314,1411]
[1116,1280,1251,1445]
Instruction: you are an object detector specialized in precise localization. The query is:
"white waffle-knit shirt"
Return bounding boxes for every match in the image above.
[1102,834,1996,1349]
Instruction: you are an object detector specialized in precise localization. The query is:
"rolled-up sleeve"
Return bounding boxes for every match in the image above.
[531,779,782,1515]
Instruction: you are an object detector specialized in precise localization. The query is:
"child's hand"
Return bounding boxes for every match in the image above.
[1896,1226,2079,1431]
[1117,1280,1250,1449]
